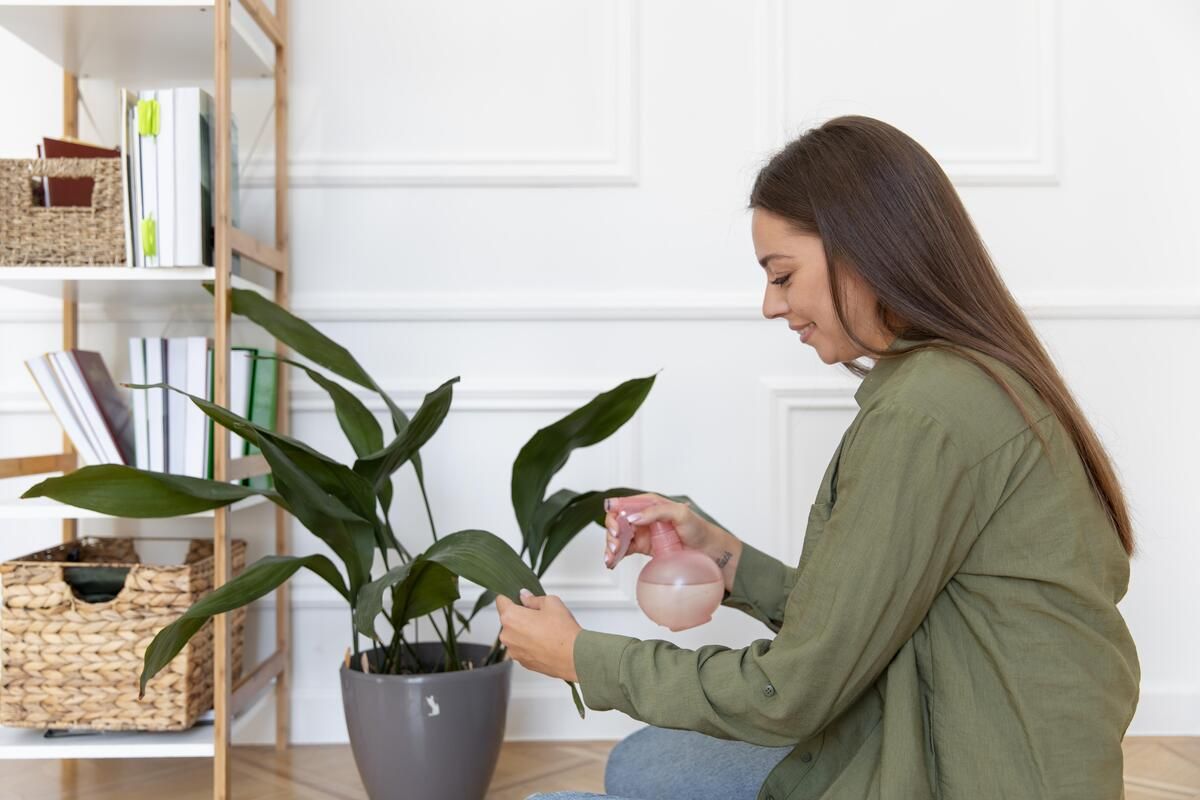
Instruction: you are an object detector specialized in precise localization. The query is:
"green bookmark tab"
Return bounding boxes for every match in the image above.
[141,217,156,257]
[136,99,160,136]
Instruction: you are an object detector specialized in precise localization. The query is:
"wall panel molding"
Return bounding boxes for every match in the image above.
[756,0,1061,186]
[243,0,640,187]
[1,289,1197,324]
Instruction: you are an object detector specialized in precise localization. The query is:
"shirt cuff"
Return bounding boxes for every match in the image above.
[573,629,638,715]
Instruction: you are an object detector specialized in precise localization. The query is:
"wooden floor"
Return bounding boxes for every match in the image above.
[4,737,1197,799]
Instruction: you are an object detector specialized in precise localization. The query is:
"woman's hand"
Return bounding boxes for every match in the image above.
[603,493,743,592]
[603,493,725,567]
[495,589,582,682]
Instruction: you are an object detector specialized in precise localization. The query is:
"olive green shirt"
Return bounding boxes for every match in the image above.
[574,336,1140,799]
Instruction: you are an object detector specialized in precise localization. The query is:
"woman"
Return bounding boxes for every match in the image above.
[494,115,1140,800]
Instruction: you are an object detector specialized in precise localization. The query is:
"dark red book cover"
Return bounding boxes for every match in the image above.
[70,349,135,465]
[42,137,120,207]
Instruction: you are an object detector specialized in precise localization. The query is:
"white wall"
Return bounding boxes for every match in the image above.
[0,0,1197,742]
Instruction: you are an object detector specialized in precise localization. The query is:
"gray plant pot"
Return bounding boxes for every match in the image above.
[340,642,513,800]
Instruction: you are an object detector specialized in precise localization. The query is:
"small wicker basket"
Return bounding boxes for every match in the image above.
[0,158,126,266]
[0,537,246,731]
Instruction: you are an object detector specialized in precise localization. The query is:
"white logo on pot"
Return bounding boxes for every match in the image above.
[425,695,440,717]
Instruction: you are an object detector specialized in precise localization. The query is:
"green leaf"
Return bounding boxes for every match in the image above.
[354,378,458,491]
[21,464,269,517]
[354,559,459,639]
[205,283,375,390]
[528,488,579,571]
[140,554,347,696]
[423,529,543,601]
[466,589,498,624]
[567,680,586,719]
[253,354,383,458]
[511,375,656,552]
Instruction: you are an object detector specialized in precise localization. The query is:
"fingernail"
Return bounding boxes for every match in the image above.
[608,540,617,553]
[519,588,533,599]
[626,513,642,524]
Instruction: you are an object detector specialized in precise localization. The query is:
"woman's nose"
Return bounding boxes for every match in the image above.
[762,290,789,320]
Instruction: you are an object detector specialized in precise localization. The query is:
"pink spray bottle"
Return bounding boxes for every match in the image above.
[609,497,724,631]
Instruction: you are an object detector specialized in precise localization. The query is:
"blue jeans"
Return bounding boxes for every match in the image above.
[525,725,793,800]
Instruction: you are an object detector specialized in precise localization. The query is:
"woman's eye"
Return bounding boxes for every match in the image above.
[771,275,790,287]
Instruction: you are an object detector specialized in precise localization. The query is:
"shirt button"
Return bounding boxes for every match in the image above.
[800,751,813,763]
[763,683,776,697]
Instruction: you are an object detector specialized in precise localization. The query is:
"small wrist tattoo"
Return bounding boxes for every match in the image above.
[715,550,733,569]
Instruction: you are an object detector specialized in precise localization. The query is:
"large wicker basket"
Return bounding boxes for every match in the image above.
[0,537,246,731]
[0,158,126,266]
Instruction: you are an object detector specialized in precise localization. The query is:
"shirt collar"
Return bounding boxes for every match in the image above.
[853,335,923,407]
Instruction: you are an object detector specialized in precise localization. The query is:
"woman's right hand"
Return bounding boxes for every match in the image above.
[602,493,722,569]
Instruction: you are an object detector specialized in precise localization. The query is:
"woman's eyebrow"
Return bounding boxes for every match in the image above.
[759,254,790,269]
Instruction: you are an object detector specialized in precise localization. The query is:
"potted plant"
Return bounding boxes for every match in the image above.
[22,285,717,799]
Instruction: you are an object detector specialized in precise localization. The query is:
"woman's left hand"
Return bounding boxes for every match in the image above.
[495,589,582,682]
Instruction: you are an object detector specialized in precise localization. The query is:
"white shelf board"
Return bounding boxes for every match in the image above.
[0,1,274,83]
[0,491,268,520]
[0,267,274,304]
[0,692,271,759]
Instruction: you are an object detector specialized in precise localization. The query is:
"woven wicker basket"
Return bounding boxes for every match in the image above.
[0,537,246,731]
[0,158,126,266]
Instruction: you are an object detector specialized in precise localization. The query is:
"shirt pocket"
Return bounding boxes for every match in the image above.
[796,500,834,575]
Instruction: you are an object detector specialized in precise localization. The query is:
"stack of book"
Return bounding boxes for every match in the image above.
[120,87,240,268]
[26,343,276,487]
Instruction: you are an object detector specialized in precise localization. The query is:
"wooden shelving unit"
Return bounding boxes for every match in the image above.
[0,2,292,798]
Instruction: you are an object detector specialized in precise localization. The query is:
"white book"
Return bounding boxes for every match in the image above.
[140,90,159,268]
[184,337,210,478]
[174,88,205,267]
[25,355,102,466]
[50,352,116,464]
[230,347,254,455]
[145,337,166,471]
[128,337,150,470]
[166,338,188,474]
[156,88,175,267]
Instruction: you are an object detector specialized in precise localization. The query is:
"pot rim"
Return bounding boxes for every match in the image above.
[340,645,512,686]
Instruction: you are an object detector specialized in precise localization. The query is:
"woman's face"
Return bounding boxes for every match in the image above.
[751,207,894,364]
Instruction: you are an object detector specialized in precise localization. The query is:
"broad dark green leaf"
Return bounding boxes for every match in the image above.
[354,559,459,639]
[204,283,375,389]
[253,354,383,458]
[528,488,579,571]
[140,554,347,695]
[511,375,656,548]
[466,589,498,624]
[568,681,585,719]
[21,465,269,517]
[424,529,543,601]
[354,378,458,491]
[129,381,379,524]
[257,439,374,594]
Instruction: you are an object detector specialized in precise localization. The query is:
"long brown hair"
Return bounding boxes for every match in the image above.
[749,115,1134,557]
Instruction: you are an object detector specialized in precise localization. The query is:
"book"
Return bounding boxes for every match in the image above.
[165,338,189,474]
[41,137,120,208]
[69,350,135,466]
[156,89,176,267]
[144,337,166,471]
[230,347,255,443]
[128,337,150,469]
[50,351,114,463]
[24,355,102,465]
[245,351,276,490]
[184,337,211,478]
